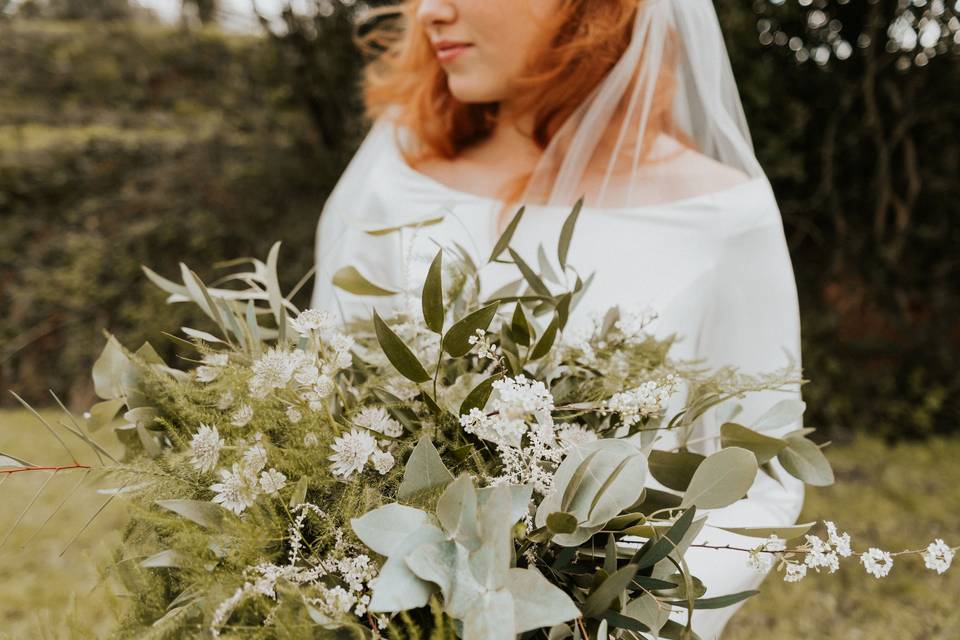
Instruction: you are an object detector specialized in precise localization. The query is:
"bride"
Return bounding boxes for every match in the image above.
[311,0,806,637]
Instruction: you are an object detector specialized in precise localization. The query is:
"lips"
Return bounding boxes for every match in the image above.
[432,40,473,63]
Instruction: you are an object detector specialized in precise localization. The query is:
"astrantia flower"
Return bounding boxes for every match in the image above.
[290,309,337,337]
[249,347,312,398]
[303,432,319,448]
[189,423,223,473]
[196,352,229,382]
[216,390,235,411]
[354,406,403,438]
[328,430,377,479]
[211,463,261,515]
[860,547,893,578]
[370,449,395,475]
[922,538,954,574]
[243,442,268,474]
[230,403,254,427]
[259,468,287,495]
[286,406,303,424]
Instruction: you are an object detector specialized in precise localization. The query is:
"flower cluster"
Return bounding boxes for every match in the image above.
[468,329,499,361]
[208,434,286,515]
[459,374,555,448]
[745,521,956,582]
[603,374,680,428]
[328,429,395,479]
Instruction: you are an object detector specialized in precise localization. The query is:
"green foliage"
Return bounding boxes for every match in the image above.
[0,19,362,409]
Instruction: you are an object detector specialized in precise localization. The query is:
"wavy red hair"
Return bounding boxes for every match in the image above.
[357,0,686,224]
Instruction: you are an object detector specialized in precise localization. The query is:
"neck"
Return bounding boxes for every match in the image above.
[476,100,541,166]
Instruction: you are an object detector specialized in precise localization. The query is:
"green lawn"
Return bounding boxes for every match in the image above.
[1,408,958,638]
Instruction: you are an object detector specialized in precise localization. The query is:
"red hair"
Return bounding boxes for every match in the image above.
[357,0,687,224]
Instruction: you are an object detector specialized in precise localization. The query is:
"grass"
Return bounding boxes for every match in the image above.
[1,408,958,638]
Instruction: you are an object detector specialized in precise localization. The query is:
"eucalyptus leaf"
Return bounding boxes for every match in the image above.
[488,206,525,263]
[92,335,132,400]
[713,521,816,539]
[507,568,581,632]
[332,266,398,296]
[351,503,431,557]
[753,399,806,431]
[442,302,500,357]
[422,250,445,333]
[373,310,431,383]
[546,512,578,535]
[558,197,584,272]
[582,563,640,618]
[155,499,224,530]
[777,435,834,486]
[720,422,787,465]
[397,436,454,501]
[648,450,706,492]
[85,398,126,432]
[680,447,758,509]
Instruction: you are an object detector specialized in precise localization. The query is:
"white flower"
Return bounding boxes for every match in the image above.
[604,375,679,427]
[290,309,337,337]
[189,423,223,473]
[249,347,312,398]
[804,534,840,573]
[615,305,659,342]
[328,430,377,479]
[243,442,268,474]
[259,468,287,495]
[231,404,254,427]
[493,374,554,421]
[557,423,597,449]
[784,562,807,582]
[354,406,403,438]
[211,463,261,515]
[748,535,787,574]
[303,432,320,448]
[922,538,954,574]
[216,390,235,411]
[860,547,894,578]
[825,521,853,557]
[286,406,303,424]
[468,329,499,360]
[371,449,395,475]
[196,352,229,382]
[294,364,320,386]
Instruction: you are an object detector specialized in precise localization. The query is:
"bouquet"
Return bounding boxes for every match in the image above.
[2,203,954,639]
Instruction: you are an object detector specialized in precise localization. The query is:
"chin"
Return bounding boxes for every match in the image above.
[446,76,504,105]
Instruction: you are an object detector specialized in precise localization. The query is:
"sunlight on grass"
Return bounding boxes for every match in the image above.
[2,408,958,638]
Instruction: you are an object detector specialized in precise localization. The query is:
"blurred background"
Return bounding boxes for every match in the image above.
[0,0,958,637]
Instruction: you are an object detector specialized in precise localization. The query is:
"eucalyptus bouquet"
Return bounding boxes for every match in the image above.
[2,203,954,640]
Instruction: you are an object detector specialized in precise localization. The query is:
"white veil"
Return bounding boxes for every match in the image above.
[521,0,763,210]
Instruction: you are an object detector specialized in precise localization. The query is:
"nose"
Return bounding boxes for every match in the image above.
[415,0,457,29]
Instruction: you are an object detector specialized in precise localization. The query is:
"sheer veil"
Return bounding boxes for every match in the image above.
[523,0,764,210]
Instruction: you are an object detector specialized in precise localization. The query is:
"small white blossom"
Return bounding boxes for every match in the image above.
[557,423,598,449]
[804,534,840,573]
[249,347,313,398]
[211,463,261,515]
[290,309,337,337]
[231,404,254,427]
[747,535,787,573]
[468,329,499,360]
[243,441,268,474]
[615,305,659,342]
[604,375,679,427]
[922,538,954,574]
[328,430,377,479]
[259,468,287,495]
[783,562,808,582]
[286,406,303,424]
[217,390,235,410]
[825,521,853,557]
[354,406,403,438]
[860,547,894,578]
[189,423,223,473]
[303,432,320,448]
[371,449,395,475]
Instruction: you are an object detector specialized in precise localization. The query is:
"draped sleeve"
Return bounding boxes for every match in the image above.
[687,179,806,526]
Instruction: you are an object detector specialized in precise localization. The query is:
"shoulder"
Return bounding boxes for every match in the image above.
[647,134,754,193]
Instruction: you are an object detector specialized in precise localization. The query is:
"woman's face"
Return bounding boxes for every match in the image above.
[415,0,562,104]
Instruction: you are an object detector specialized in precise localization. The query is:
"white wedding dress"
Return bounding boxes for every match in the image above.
[311,115,806,639]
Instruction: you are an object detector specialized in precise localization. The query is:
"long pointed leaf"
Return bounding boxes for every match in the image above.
[488,206,525,263]
[373,311,431,383]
